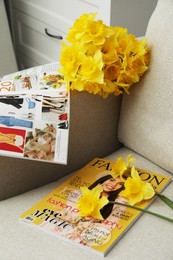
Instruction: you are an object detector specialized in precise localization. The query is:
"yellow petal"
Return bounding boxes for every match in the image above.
[76,186,109,220]
[93,196,109,219]
[142,183,155,200]
[92,185,104,198]
[131,167,142,182]
[126,154,136,166]
[128,192,143,205]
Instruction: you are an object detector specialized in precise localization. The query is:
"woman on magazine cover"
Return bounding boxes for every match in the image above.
[88,174,126,219]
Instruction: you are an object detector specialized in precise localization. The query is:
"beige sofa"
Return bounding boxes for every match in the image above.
[1,0,173,259]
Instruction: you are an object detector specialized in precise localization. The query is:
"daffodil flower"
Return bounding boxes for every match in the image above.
[79,49,104,84]
[120,167,155,205]
[113,156,173,210]
[58,13,150,97]
[111,154,136,179]
[76,185,109,220]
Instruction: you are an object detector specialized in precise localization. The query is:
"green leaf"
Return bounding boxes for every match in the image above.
[156,193,173,209]
[110,201,173,224]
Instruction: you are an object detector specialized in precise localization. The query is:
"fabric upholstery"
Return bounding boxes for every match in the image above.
[1,147,173,260]
[118,0,173,174]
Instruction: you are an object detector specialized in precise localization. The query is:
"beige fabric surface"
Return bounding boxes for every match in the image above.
[0,91,122,200]
[0,147,173,260]
[118,0,173,174]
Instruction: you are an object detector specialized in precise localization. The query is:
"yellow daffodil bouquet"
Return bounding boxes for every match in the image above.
[58,13,150,98]
[77,155,173,223]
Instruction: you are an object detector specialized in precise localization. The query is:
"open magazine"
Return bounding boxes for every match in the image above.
[0,63,69,164]
[19,157,171,256]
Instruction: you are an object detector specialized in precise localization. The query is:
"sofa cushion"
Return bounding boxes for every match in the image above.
[118,0,173,174]
[1,147,173,260]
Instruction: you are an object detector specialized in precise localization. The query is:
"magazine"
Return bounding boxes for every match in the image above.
[0,63,69,164]
[19,157,171,256]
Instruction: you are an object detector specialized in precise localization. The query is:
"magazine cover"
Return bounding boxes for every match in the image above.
[0,63,69,164]
[19,157,171,256]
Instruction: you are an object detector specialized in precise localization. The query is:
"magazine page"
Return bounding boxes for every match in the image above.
[0,63,69,164]
[19,158,171,256]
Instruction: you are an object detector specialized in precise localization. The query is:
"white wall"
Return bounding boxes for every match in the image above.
[111,0,158,36]
[0,0,17,77]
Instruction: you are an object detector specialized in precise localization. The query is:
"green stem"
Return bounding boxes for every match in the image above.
[110,201,173,224]
[156,192,173,209]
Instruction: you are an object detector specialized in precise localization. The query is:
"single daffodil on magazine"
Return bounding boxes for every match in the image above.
[119,166,155,205]
[76,185,108,220]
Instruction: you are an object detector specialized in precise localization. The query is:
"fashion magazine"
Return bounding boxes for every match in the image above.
[0,63,69,164]
[19,157,171,256]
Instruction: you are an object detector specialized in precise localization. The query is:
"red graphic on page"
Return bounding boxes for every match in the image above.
[0,127,25,153]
